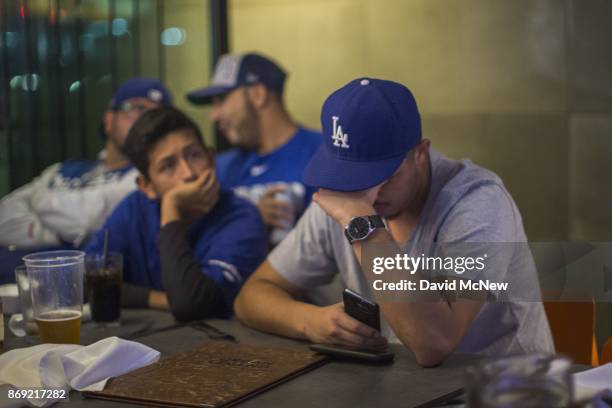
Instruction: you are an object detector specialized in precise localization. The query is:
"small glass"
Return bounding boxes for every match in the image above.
[23,250,85,344]
[10,265,38,336]
[85,252,122,326]
[466,354,573,408]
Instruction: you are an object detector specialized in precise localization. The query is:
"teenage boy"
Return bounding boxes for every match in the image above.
[86,107,267,321]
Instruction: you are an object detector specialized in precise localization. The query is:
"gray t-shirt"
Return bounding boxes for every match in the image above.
[269,149,554,356]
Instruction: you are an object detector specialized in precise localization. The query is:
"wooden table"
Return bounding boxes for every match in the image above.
[3,310,477,408]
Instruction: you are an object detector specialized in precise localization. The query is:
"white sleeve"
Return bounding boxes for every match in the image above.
[0,165,61,247]
[30,168,138,246]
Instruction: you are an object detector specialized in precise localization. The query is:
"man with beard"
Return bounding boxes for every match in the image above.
[0,78,172,248]
[234,78,554,366]
[187,53,321,247]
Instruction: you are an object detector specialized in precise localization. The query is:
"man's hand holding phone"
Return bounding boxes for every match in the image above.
[304,303,387,348]
[309,290,394,362]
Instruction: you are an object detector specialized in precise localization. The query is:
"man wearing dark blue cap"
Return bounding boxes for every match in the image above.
[0,78,172,248]
[235,78,554,366]
[187,53,321,247]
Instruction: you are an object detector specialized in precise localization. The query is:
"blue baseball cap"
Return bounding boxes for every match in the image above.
[303,78,421,192]
[108,78,172,110]
[186,53,287,105]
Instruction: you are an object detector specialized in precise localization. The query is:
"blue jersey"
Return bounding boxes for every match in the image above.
[85,190,267,312]
[216,127,322,215]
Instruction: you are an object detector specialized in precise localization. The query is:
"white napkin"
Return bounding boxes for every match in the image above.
[573,363,612,401]
[0,337,160,407]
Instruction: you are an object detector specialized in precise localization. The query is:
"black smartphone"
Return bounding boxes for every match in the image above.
[310,343,394,363]
[311,290,393,363]
[343,288,380,331]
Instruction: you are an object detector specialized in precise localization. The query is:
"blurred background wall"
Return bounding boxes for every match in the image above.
[0,0,212,194]
[229,0,612,243]
[1,0,609,242]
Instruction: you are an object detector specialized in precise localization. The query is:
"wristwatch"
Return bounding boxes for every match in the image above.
[344,215,385,244]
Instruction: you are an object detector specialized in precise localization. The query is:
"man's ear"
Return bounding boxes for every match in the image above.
[414,139,431,165]
[246,84,268,109]
[136,174,158,200]
[103,110,115,136]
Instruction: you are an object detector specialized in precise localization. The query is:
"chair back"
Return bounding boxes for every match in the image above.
[543,298,598,366]
[601,337,612,365]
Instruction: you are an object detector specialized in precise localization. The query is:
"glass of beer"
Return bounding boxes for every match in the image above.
[85,252,122,326]
[23,250,85,344]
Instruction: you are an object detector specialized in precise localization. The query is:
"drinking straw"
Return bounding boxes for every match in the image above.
[102,228,109,267]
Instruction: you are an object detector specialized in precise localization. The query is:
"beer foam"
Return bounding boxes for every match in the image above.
[36,309,82,322]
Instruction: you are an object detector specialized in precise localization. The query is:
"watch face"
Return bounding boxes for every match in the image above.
[348,217,371,240]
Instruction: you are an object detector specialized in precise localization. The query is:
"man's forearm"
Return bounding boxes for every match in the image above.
[121,281,168,310]
[160,196,181,227]
[158,220,226,321]
[352,229,473,365]
[148,290,169,310]
[380,297,471,366]
[235,272,318,340]
[121,283,150,308]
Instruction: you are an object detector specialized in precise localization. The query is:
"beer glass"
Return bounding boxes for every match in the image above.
[23,250,85,344]
[85,252,122,326]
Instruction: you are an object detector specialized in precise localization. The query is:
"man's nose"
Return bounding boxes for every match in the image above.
[178,158,197,182]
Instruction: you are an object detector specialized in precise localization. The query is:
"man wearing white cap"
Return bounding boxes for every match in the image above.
[187,53,321,248]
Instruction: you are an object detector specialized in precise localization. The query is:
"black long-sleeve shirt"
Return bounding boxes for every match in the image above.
[120,221,226,320]
[157,220,226,321]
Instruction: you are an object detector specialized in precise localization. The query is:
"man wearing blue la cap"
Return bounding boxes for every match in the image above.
[0,78,172,249]
[187,53,322,247]
[235,78,554,366]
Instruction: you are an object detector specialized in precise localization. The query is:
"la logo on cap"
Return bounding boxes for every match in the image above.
[331,116,349,149]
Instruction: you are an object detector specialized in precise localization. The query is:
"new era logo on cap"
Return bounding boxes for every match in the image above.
[245,73,260,83]
[303,77,421,192]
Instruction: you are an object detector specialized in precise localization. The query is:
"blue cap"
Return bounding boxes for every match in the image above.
[186,53,287,105]
[108,78,172,109]
[303,78,421,192]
